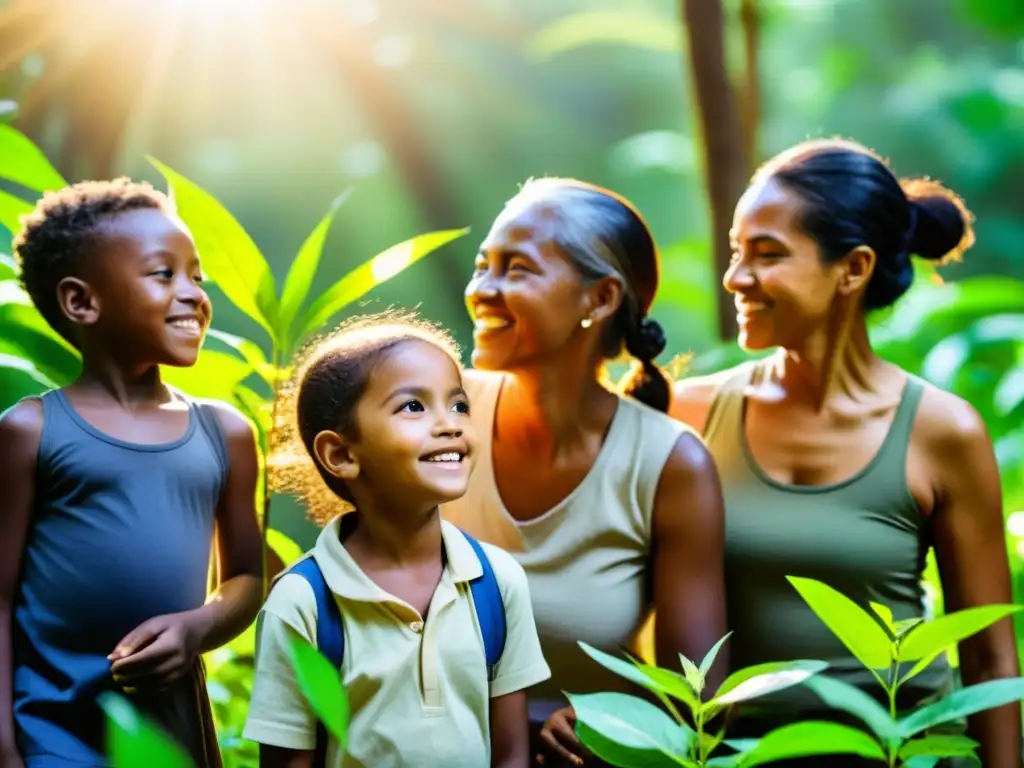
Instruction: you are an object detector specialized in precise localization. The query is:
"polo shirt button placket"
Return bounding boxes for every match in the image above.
[410,620,424,633]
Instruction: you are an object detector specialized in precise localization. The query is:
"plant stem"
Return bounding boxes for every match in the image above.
[261,347,282,597]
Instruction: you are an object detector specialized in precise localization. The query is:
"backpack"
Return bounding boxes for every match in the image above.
[288,530,507,767]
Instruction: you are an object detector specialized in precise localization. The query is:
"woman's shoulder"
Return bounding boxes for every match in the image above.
[910,375,991,458]
[669,361,756,433]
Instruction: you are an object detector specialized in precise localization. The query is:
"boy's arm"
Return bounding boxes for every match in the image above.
[489,691,529,768]
[111,405,263,681]
[187,404,264,650]
[0,400,43,764]
[244,580,321,765]
[486,550,551,768]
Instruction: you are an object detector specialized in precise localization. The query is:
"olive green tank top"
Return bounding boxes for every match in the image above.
[704,362,951,718]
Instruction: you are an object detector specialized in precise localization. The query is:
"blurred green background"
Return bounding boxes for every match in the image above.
[1,0,1022,763]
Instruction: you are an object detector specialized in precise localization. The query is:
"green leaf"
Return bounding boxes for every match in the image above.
[869,602,895,636]
[233,384,272,446]
[0,352,58,390]
[894,617,924,638]
[898,677,1024,738]
[679,653,704,693]
[576,721,692,768]
[148,158,279,340]
[295,227,469,343]
[0,125,67,192]
[286,633,349,746]
[206,327,276,386]
[903,758,940,768]
[278,190,352,349]
[99,692,194,767]
[699,631,732,680]
[578,643,698,711]
[567,691,694,761]
[161,350,252,401]
[0,281,81,384]
[526,11,682,60]
[898,734,978,760]
[737,721,886,767]
[0,253,15,280]
[801,675,900,746]
[712,660,828,707]
[266,528,305,568]
[899,651,945,686]
[897,604,1024,662]
[787,576,892,670]
[0,188,33,236]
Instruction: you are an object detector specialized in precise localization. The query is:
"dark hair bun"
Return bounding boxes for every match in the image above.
[625,317,666,361]
[901,178,975,264]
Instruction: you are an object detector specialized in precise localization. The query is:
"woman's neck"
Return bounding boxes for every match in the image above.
[496,360,618,453]
[770,314,887,409]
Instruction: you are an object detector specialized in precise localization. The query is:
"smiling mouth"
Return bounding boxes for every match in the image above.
[473,315,512,333]
[736,301,769,317]
[168,318,203,335]
[420,450,467,468]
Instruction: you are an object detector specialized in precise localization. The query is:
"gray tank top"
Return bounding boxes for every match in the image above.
[12,388,226,766]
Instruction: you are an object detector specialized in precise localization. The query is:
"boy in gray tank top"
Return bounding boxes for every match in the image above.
[0,179,263,767]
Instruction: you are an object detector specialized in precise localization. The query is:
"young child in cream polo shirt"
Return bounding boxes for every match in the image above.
[243,313,550,767]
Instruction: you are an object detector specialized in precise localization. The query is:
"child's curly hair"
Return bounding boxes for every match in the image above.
[270,309,463,526]
[12,178,172,345]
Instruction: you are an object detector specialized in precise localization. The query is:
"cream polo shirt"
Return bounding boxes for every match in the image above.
[242,518,551,767]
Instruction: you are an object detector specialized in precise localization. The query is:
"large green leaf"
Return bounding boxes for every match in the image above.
[0,352,58,391]
[286,634,349,747]
[737,721,886,767]
[99,692,193,767]
[0,125,67,193]
[0,282,80,384]
[161,350,252,401]
[526,11,683,60]
[801,675,900,746]
[898,734,978,760]
[278,190,351,349]
[0,188,33,236]
[205,328,276,386]
[898,677,1024,738]
[713,660,828,706]
[787,577,892,670]
[576,721,692,768]
[578,642,698,710]
[0,253,15,280]
[567,691,693,762]
[897,604,1023,662]
[295,228,469,343]
[148,158,279,340]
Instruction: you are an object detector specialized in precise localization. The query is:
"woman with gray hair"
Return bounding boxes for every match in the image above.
[440,178,727,765]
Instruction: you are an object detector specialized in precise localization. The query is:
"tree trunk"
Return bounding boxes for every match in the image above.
[680,0,750,342]
[740,0,761,169]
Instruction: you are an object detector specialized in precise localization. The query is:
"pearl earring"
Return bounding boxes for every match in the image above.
[580,317,593,329]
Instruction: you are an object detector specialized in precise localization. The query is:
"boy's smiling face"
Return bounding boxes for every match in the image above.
[62,208,212,367]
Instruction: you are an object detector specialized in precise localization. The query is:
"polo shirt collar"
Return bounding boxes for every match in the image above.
[310,515,483,602]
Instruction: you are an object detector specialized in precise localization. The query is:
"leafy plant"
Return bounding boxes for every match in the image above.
[571,575,1024,766]
[788,575,1024,766]
[99,693,195,768]
[567,636,833,766]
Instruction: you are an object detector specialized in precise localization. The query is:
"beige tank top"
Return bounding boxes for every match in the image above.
[440,370,685,718]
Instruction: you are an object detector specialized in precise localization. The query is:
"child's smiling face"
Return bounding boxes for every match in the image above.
[317,339,475,515]
[68,208,211,366]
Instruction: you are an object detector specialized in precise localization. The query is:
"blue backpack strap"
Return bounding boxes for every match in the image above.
[288,556,344,767]
[461,532,507,682]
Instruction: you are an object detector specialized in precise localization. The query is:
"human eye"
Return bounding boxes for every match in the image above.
[151,267,174,279]
[398,399,425,413]
[451,399,470,415]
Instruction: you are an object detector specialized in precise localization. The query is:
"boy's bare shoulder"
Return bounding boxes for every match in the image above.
[0,397,44,445]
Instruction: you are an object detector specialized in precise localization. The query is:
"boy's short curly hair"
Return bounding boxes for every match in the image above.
[270,310,462,526]
[12,177,172,344]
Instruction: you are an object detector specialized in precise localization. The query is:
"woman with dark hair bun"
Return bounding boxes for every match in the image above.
[442,177,728,766]
[672,138,1020,766]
